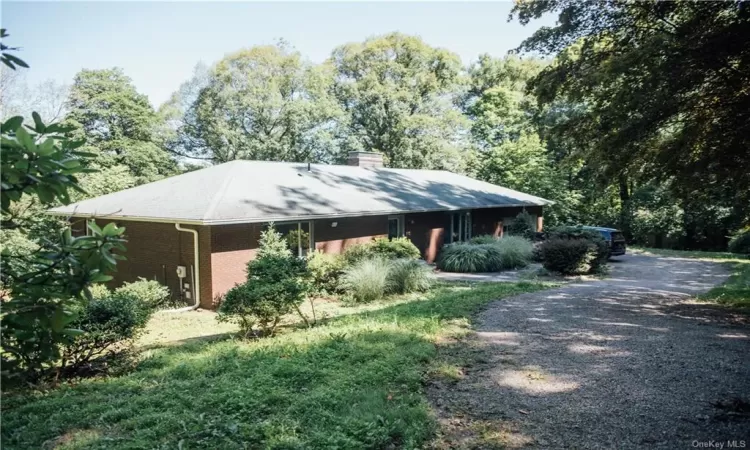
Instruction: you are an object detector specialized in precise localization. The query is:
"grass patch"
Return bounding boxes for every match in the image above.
[631,247,750,308]
[630,246,749,261]
[700,261,750,308]
[1,281,552,450]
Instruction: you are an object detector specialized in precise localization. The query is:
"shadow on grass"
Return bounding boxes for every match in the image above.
[2,282,551,450]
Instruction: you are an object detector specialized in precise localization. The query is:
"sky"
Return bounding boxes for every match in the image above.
[2,1,555,108]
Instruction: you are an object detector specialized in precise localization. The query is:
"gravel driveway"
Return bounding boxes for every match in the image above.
[431,254,750,449]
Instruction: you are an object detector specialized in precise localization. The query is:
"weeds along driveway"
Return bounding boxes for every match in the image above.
[430,254,750,449]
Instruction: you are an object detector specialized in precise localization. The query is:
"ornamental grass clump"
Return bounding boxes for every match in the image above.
[340,257,391,303]
[495,235,534,269]
[387,259,434,294]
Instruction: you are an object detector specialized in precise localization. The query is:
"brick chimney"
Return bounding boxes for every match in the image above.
[347,151,383,168]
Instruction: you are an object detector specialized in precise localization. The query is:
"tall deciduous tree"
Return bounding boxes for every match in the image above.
[464,55,578,225]
[174,44,342,164]
[330,33,468,171]
[66,68,177,183]
[511,0,750,239]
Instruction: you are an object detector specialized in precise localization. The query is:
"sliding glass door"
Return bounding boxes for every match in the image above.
[450,211,472,243]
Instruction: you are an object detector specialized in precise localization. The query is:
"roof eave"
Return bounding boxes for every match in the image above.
[46,201,550,226]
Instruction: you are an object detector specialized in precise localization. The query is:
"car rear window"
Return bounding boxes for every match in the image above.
[612,232,625,241]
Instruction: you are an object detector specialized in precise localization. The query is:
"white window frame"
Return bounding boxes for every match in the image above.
[450,211,472,243]
[273,220,314,257]
[387,215,404,239]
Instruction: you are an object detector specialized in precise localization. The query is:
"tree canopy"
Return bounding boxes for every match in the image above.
[511,0,750,231]
[171,44,342,164]
[330,33,468,170]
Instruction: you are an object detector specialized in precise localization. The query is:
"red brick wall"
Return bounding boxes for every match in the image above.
[405,206,545,262]
[91,220,213,309]
[404,211,451,263]
[472,206,544,237]
[313,216,388,254]
[210,223,261,304]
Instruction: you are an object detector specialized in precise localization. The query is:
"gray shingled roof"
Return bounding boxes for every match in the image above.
[49,160,551,224]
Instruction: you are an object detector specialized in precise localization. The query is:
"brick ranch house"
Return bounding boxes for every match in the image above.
[50,152,551,309]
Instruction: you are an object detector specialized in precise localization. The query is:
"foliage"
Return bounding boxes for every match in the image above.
[255,225,293,259]
[66,68,177,184]
[59,288,154,376]
[306,250,345,296]
[469,234,497,245]
[1,282,551,449]
[340,257,390,303]
[506,210,536,240]
[511,1,750,244]
[728,228,750,255]
[547,226,609,271]
[172,43,342,163]
[284,228,311,253]
[343,237,421,264]
[114,278,172,309]
[218,226,309,337]
[387,259,434,294]
[495,236,534,269]
[436,243,491,273]
[539,238,596,275]
[331,32,468,171]
[369,237,422,260]
[1,88,128,384]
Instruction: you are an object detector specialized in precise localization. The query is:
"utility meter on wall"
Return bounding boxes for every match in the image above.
[176,266,187,278]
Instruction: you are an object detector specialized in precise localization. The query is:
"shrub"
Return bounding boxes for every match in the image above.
[59,291,154,376]
[507,211,536,240]
[114,278,172,309]
[218,226,310,337]
[343,237,421,263]
[540,237,602,275]
[495,236,534,269]
[340,258,390,303]
[436,237,533,273]
[306,250,345,295]
[437,243,490,273]
[369,237,421,260]
[728,227,750,254]
[547,226,609,271]
[387,259,434,294]
[469,234,498,245]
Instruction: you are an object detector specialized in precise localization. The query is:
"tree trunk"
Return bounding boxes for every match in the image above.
[618,175,632,241]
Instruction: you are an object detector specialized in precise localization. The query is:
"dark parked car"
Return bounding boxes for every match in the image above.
[582,226,627,256]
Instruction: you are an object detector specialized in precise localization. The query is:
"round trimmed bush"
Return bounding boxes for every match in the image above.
[728,228,750,254]
[540,237,602,275]
[547,226,609,271]
[342,237,421,264]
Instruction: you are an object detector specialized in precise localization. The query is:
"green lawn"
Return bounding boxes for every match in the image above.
[631,247,750,308]
[2,282,552,450]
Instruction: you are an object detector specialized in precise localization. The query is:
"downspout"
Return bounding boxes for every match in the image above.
[173,223,200,311]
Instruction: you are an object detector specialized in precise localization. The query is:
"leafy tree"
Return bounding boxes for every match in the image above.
[0,34,128,384]
[464,55,578,225]
[511,0,750,243]
[217,226,309,336]
[173,43,342,164]
[330,32,468,170]
[66,68,177,183]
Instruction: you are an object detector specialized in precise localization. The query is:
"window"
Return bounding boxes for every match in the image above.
[450,211,472,242]
[275,221,313,257]
[388,215,404,239]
